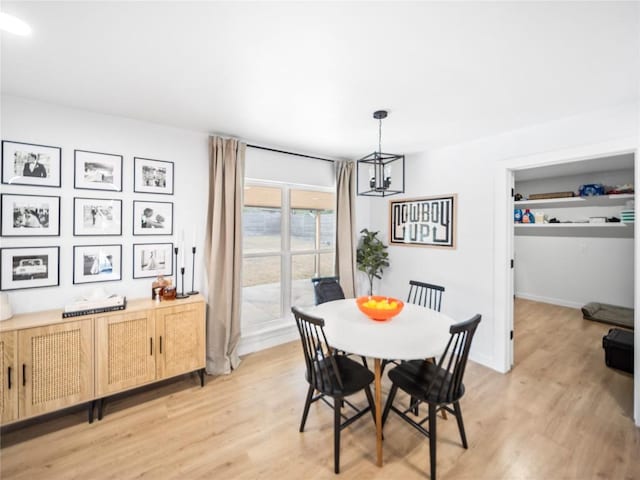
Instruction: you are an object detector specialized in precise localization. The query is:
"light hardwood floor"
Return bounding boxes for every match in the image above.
[1,299,638,479]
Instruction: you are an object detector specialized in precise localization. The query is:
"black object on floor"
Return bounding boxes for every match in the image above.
[602,328,634,374]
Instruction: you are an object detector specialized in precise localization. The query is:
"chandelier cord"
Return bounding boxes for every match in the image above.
[378,117,382,155]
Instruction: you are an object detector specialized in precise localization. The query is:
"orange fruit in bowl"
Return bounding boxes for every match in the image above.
[356,295,404,321]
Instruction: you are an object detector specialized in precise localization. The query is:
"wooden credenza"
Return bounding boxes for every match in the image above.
[0,295,206,426]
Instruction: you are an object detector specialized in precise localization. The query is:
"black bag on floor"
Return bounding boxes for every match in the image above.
[602,328,634,374]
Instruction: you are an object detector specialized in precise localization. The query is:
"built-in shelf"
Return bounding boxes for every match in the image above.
[515,223,632,228]
[514,193,634,237]
[514,193,634,209]
[514,221,634,238]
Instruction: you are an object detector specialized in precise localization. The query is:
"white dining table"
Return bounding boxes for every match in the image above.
[305,298,455,467]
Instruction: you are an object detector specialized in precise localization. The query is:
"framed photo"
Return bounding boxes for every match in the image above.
[133,157,174,195]
[1,140,62,187]
[74,150,123,191]
[1,193,60,237]
[73,244,122,284]
[1,246,60,291]
[133,200,173,235]
[74,197,122,236]
[133,243,173,278]
[389,194,457,249]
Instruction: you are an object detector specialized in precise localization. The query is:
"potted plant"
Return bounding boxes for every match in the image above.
[356,228,390,295]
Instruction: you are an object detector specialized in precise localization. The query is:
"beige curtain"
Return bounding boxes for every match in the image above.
[204,136,246,375]
[335,161,357,298]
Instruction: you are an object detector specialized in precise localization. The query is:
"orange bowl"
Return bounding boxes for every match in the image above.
[356,296,404,321]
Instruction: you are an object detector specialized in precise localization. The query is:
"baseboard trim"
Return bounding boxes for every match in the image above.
[469,351,498,372]
[515,292,583,309]
[238,324,298,356]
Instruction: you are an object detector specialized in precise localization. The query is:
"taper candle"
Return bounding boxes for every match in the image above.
[180,230,185,268]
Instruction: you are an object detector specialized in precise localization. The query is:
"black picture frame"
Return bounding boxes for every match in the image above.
[72,244,122,284]
[73,197,123,236]
[133,157,174,195]
[0,246,60,291]
[389,194,457,249]
[132,242,174,279]
[1,140,62,187]
[1,193,61,237]
[74,149,123,192]
[132,200,174,236]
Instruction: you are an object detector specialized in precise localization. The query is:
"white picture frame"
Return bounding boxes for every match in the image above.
[1,193,61,237]
[73,197,122,236]
[133,200,173,236]
[133,243,173,278]
[73,244,122,284]
[74,150,123,191]
[0,246,60,290]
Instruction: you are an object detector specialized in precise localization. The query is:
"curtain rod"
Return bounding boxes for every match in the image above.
[246,144,336,163]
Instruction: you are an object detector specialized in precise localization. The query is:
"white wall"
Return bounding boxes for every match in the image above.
[368,103,638,375]
[515,236,634,308]
[367,153,497,367]
[1,95,209,314]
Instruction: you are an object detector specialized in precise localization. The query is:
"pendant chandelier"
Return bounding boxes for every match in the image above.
[356,110,405,197]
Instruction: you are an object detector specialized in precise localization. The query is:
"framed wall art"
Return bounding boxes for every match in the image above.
[74,149,123,191]
[389,194,457,249]
[0,246,60,290]
[1,140,62,187]
[73,197,122,236]
[133,200,173,235]
[73,244,122,284]
[133,157,174,195]
[1,193,61,237]
[133,242,173,278]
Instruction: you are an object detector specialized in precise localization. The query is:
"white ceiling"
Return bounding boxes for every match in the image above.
[1,1,638,159]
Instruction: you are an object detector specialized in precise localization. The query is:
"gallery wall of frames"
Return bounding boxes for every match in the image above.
[0,96,210,315]
[0,140,181,291]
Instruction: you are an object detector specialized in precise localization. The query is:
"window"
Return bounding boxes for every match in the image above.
[242,183,335,331]
[290,189,335,308]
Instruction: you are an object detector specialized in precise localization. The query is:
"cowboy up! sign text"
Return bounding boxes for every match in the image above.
[389,195,456,248]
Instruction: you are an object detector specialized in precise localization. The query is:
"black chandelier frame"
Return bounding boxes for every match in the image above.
[356,110,405,197]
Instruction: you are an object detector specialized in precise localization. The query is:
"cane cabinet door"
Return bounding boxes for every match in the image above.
[95,310,156,396]
[18,320,93,419]
[0,331,18,424]
[155,302,205,379]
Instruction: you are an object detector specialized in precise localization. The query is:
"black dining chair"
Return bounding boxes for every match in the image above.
[407,280,445,312]
[311,276,346,305]
[381,280,446,374]
[404,280,446,415]
[311,277,368,368]
[382,314,481,480]
[292,306,377,474]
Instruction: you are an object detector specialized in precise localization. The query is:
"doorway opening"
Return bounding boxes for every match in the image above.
[494,146,638,425]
